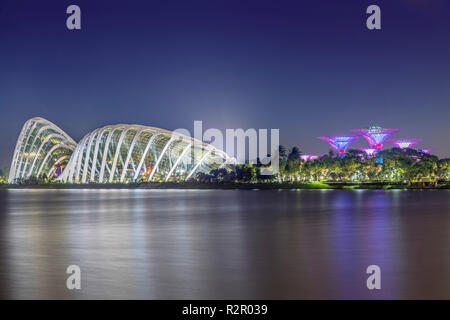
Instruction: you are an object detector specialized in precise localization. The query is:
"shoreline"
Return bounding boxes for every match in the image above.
[1,182,449,190]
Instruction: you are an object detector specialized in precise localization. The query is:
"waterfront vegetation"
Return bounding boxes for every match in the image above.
[193,147,449,189]
[1,147,449,189]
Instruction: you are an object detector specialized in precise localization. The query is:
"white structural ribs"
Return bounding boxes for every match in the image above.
[8,118,235,184]
[54,123,234,184]
[8,118,77,183]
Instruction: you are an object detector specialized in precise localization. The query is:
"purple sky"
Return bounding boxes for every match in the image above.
[0,0,449,168]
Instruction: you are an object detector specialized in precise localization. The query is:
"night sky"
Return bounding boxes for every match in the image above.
[1,0,449,168]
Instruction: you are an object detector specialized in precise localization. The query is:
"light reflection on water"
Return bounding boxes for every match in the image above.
[0,189,449,299]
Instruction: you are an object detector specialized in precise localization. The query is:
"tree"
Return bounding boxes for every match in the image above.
[235,164,258,182]
[279,147,300,181]
[438,159,450,182]
[279,145,288,161]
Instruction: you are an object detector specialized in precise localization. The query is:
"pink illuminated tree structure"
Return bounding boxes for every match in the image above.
[386,138,422,149]
[318,135,359,158]
[351,126,398,150]
[351,127,398,164]
[300,154,320,161]
[357,148,377,157]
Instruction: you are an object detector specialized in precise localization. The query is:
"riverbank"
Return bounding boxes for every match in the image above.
[1,182,449,190]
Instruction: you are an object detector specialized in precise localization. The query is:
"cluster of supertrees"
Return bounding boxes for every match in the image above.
[300,126,435,164]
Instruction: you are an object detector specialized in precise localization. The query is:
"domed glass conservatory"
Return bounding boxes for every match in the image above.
[8,117,77,183]
[9,118,233,184]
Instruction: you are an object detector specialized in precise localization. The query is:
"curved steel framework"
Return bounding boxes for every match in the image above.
[386,138,422,149]
[57,124,234,183]
[8,117,77,182]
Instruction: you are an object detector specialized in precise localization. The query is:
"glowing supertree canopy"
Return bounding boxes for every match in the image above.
[300,154,320,161]
[351,126,398,150]
[386,138,422,149]
[318,135,358,156]
[419,148,435,154]
[357,148,377,157]
[300,154,310,161]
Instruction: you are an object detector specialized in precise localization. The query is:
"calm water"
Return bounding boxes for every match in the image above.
[0,189,449,299]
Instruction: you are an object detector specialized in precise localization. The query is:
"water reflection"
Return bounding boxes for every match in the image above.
[0,189,449,299]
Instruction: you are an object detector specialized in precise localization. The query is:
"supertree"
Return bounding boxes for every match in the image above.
[318,135,358,158]
[386,138,422,149]
[351,126,398,163]
[300,154,320,161]
[357,148,377,157]
[351,126,398,150]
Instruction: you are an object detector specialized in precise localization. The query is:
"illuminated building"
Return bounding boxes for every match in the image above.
[9,118,233,183]
[8,118,77,182]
